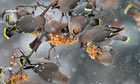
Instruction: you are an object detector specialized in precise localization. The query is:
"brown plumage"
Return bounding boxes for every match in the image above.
[1,9,31,26]
[16,15,46,33]
[95,47,116,66]
[99,0,119,9]
[78,25,112,47]
[17,9,31,19]
[20,82,42,84]
[78,25,128,47]
[69,15,89,34]
[33,62,69,83]
[52,0,79,12]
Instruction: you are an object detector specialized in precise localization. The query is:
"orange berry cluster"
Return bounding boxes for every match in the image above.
[10,56,17,66]
[10,62,17,66]
[86,43,103,59]
[10,56,15,60]
[48,34,77,46]
[135,15,140,31]
[129,11,140,31]
[8,75,29,84]
[31,32,38,36]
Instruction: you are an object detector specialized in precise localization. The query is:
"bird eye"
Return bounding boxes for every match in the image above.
[0,68,4,73]
[0,69,2,73]
[18,58,24,66]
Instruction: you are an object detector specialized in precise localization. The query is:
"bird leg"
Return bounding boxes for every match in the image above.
[47,43,56,60]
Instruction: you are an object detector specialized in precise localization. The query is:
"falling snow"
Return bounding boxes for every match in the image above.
[0,0,140,84]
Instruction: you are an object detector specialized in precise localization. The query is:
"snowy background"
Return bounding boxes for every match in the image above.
[0,0,140,84]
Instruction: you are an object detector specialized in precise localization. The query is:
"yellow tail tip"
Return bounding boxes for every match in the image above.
[18,58,23,66]
[125,37,130,43]
[4,28,10,40]
[18,58,26,66]
[84,8,93,12]
[28,45,32,51]
[124,5,132,15]
[99,19,102,25]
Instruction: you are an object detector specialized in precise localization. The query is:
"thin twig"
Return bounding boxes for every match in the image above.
[41,3,52,16]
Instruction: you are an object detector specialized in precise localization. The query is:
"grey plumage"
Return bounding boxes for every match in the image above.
[22,58,69,84]
[78,25,128,47]
[16,15,46,33]
[69,15,89,34]
[21,82,42,84]
[52,0,79,12]
[2,9,30,26]
[34,63,68,83]
[95,46,116,66]
[78,25,112,47]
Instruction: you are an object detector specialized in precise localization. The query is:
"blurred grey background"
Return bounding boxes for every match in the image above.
[0,0,140,84]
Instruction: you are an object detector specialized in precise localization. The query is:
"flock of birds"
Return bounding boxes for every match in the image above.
[0,0,140,84]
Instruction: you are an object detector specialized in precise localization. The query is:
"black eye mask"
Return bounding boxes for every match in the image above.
[1,10,6,19]
[0,68,3,73]
[19,58,24,65]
